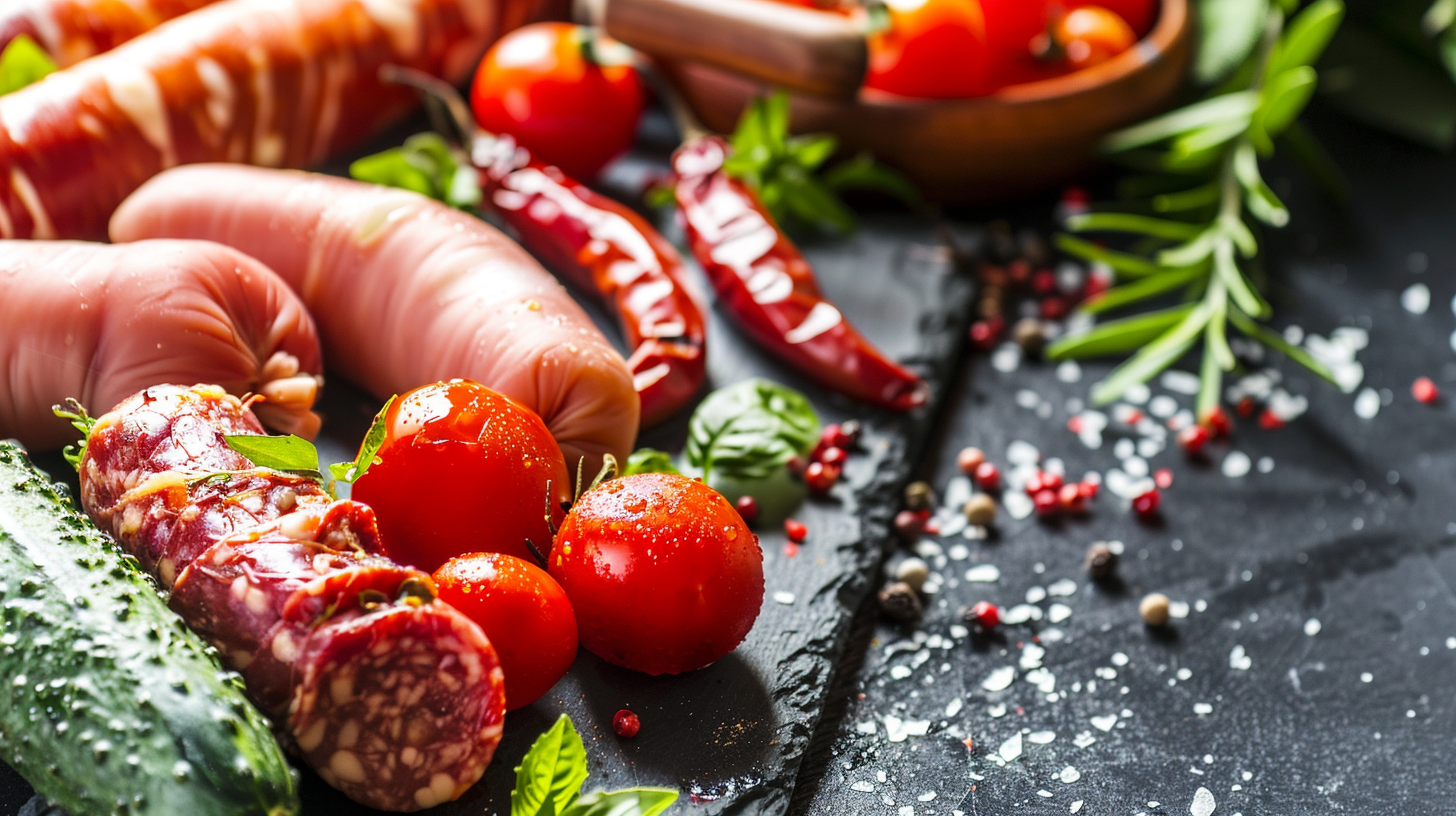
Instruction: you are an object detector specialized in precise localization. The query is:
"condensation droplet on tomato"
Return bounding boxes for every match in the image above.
[724,526,738,541]
[623,496,646,514]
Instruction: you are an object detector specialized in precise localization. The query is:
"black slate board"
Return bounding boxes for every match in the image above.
[1,204,974,814]
[794,106,1456,816]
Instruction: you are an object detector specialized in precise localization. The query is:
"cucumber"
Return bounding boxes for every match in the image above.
[0,441,300,816]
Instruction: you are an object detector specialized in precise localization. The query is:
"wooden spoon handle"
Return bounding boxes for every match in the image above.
[578,0,866,99]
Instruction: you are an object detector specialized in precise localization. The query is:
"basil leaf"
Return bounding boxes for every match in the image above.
[224,434,322,475]
[822,152,924,209]
[779,168,856,234]
[1194,0,1270,86]
[0,35,56,96]
[621,448,680,477]
[558,788,679,816]
[330,396,396,484]
[686,379,819,484]
[787,134,838,171]
[512,714,588,816]
[349,132,479,209]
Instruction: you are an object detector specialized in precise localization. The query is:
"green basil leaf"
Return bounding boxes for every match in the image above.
[331,396,396,484]
[787,134,838,171]
[350,150,438,198]
[780,168,856,233]
[822,152,923,209]
[1194,0,1270,86]
[686,379,819,484]
[1047,303,1197,360]
[559,788,679,816]
[512,714,589,816]
[349,132,477,209]
[0,35,56,96]
[1065,212,1203,241]
[763,90,791,153]
[1266,0,1344,78]
[1101,92,1259,152]
[224,434,322,475]
[621,448,681,477]
[1090,301,1214,405]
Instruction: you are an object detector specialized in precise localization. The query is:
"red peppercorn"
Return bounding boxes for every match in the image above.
[735,495,760,525]
[1201,405,1233,437]
[974,462,1001,491]
[613,709,641,739]
[783,542,800,558]
[1235,396,1257,418]
[1177,423,1210,455]
[969,601,1000,629]
[805,461,840,493]
[1040,296,1070,320]
[1031,268,1057,296]
[1414,376,1440,404]
[1066,415,1085,434]
[1008,259,1032,285]
[969,319,1002,350]
[1132,488,1161,518]
[819,446,849,467]
[785,518,808,543]
[1057,483,1085,513]
[1082,273,1110,301]
[1033,488,1060,517]
[1258,408,1285,430]
[1024,472,1045,495]
[1041,471,1063,491]
[893,510,925,542]
[1077,480,1099,499]
[956,446,986,475]
[1154,468,1174,489]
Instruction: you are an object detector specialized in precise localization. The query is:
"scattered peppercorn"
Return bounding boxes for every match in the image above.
[735,495,759,525]
[963,493,997,526]
[1258,408,1284,430]
[838,419,863,448]
[969,319,1003,350]
[893,509,926,542]
[1057,482,1085,513]
[805,461,840,493]
[1084,541,1118,578]
[1414,376,1440,404]
[1132,488,1161,519]
[973,462,1001,491]
[1139,593,1171,627]
[1033,488,1059,517]
[1177,423,1209,455]
[1012,317,1047,355]
[1154,468,1174,489]
[894,557,930,591]
[613,709,641,738]
[785,519,808,543]
[904,480,935,511]
[879,582,923,622]
[956,446,986,475]
[966,601,1000,630]
[819,446,849,467]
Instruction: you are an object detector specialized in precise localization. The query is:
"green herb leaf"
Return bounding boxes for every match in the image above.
[1318,24,1456,152]
[1266,0,1345,77]
[1066,212,1203,241]
[1254,65,1317,143]
[1102,92,1260,152]
[224,434,323,475]
[329,396,396,484]
[686,379,819,485]
[1047,304,1197,360]
[51,399,95,472]
[1090,301,1214,405]
[1054,234,1164,278]
[559,788,679,816]
[349,132,480,209]
[1227,307,1341,387]
[1081,264,1208,314]
[0,35,56,96]
[512,714,589,816]
[788,134,838,171]
[621,448,681,477]
[1194,0,1271,85]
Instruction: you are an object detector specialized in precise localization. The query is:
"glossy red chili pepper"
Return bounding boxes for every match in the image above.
[671,136,928,411]
[474,135,707,427]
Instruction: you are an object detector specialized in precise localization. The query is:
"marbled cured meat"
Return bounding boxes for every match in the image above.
[0,0,525,240]
[0,239,322,450]
[79,384,507,811]
[112,165,640,467]
[0,0,223,67]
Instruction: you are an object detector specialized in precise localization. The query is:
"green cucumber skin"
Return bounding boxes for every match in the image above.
[0,442,300,816]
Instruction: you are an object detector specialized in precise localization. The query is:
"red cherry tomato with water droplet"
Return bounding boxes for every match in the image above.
[1069,0,1157,38]
[550,473,764,675]
[1055,6,1136,71]
[351,380,573,573]
[865,0,992,99]
[433,553,577,709]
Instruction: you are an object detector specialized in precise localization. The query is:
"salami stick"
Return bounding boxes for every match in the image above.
[0,0,518,240]
[79,384,507,812]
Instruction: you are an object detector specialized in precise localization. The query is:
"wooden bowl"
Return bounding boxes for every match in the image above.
[663,0,1192,204]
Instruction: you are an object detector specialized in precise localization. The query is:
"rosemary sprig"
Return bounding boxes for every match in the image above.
[1048,0,1346,419]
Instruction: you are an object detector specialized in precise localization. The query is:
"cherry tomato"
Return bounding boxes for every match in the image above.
[865,0,992,99]
[351,380,573,573]
[1068,0,1156,38]
[470,22,645,180]
[433,553,578,710]
[1054,6,1136,71]
[549,473,764,675]
[980,0,1056,87]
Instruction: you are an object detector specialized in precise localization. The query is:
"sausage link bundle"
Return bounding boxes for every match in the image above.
[0,0,524,240]
[0,239,322,449]
[0,0,222,67]
[79,384,507,812]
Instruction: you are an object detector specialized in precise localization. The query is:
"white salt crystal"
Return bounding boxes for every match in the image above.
[1090,714,1117,732]
[945,698,963,717]
[1355,387,1380,419]
[1402,282,1431,314]
[991,343,1022,372]
[1305,618,1321,636]
[1003,491,1034,520]
[1048,604,1072,623]
[964,564,1000,583]
[1007,440,1041,465]
[1229,645,1252,671]
[1057,360,1083,383]
[773,591,796,605]
[981,666,1016,691]
[1029,730,1057,744]
[1059,766,1082,783]
[1222,451,1252,478]
[998,732,1023,762]
[1190,786,1216,816]
[1161,370,1201,395]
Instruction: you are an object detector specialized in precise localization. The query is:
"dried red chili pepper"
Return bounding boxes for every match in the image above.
[671,136,928,411]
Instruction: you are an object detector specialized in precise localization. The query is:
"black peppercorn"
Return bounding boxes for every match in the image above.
[1085,541,1118,578]
[879,582,923,622]
[904,480,934,512]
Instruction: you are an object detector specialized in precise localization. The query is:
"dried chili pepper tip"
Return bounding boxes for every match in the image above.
[613,709,641,739]
[966,601,1000,630]
[956,446,986,475]
[735,495,759,525]
[1414,376,1440,404]
[1139,593,1171,627]
[1177,423,1210,455]
[893,509,926,542]
[1132,488,1161,519]
[879,582,923,622]
[1084,541,1117,578]
[973,462,1000,491]
[785,518,808,543]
